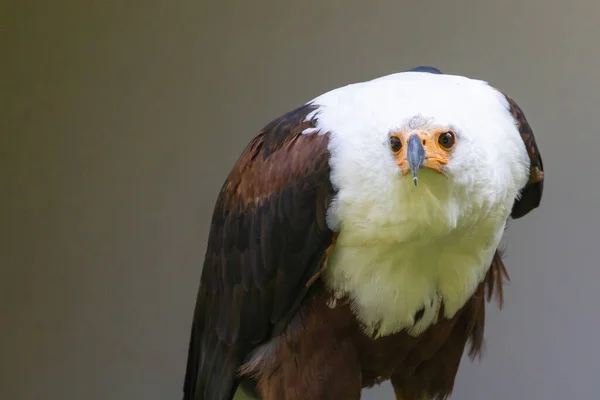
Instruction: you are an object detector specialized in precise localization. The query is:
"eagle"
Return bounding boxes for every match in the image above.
[183,66,544,400]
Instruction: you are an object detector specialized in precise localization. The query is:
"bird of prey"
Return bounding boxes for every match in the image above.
[183,66,544,400]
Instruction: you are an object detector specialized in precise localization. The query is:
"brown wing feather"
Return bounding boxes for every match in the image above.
[501,93,545,219]
[183,104,335,400]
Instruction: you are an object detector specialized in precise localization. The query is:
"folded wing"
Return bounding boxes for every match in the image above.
[183,104,336,400]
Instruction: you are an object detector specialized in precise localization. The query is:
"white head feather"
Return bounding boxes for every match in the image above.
[301,71,531,337]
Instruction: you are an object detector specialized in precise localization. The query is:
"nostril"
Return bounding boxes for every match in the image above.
[422,139,426,145]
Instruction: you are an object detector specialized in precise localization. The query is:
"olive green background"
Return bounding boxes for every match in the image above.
[2,0,597,399]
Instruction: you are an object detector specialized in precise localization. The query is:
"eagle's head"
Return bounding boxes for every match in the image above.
[303,70,532,241]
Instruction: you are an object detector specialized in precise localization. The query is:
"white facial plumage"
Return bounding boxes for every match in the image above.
[302,71,531,337]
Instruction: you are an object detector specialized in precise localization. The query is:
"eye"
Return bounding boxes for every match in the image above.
[438,131,456,149]
[389,136,402,152]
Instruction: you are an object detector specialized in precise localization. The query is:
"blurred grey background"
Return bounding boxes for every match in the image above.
[2,0,597,399]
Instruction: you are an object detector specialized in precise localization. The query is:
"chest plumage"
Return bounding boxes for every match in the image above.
[325,203,507,338]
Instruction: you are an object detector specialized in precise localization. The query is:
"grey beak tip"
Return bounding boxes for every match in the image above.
[407,134,425,185]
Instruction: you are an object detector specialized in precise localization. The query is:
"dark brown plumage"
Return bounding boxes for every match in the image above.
[183,71,544,400]
[183,104,336,400]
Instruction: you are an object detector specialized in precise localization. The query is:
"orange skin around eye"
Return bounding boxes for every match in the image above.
[390,128,456,176]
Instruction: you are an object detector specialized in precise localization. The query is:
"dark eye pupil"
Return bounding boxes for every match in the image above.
[438,132,455,148]
[390,136,402,152]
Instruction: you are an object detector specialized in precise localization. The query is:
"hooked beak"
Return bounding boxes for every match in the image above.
[407,134,425,185]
